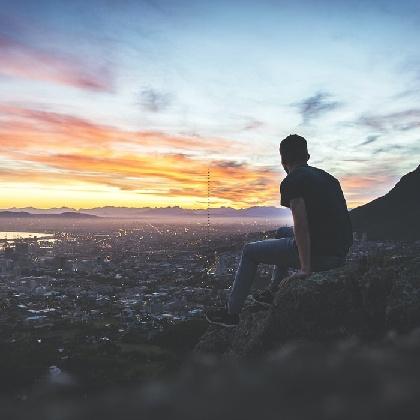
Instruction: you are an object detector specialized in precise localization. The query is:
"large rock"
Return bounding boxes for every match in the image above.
[195,253,420,357]
[6,330,420,420]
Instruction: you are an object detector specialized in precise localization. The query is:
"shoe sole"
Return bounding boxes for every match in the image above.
[205,314,238,328]
[250,296,273,308]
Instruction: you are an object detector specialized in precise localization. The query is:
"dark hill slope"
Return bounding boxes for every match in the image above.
[350,164,420,240]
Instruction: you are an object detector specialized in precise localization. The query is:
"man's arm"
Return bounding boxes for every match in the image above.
[290,197,311,274]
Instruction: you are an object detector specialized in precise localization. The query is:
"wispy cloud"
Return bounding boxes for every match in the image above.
[374,144,407,154]
[294,91,342,124]
[137,88,173,112]
[356,109,420,133]
[358,135,380,146]
[0,34,114,92]
[214,160,245,169]
[242,118,264,131]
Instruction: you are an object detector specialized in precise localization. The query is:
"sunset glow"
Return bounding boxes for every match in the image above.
[1,0,419,210]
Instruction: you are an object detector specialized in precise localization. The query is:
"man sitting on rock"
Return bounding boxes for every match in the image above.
[205,134,353,327]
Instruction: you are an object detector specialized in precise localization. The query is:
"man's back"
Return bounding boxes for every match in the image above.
[280,163,353,257]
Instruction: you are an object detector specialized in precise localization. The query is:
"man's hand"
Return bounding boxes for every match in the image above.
[278,269,311,289]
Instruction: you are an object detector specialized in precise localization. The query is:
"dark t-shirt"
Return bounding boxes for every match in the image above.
[280,163,353,257]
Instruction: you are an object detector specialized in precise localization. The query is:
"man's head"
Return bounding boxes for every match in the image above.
[279,134,310,174]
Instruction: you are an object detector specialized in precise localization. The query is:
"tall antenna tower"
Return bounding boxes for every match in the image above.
[205,165,213,275]
[207,166,211,246]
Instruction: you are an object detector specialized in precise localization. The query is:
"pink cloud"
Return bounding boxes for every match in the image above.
[0,35,113,92]
[0,104,245,154]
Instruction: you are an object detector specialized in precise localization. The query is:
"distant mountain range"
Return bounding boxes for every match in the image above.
[2,164,418,240]
[0,206,292,219]
[350,164,420,240]
[0,211,98,218]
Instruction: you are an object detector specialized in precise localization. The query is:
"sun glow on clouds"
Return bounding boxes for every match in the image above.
[0,104,281,209]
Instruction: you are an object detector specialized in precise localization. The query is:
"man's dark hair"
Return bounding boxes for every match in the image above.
[280,134,309,164]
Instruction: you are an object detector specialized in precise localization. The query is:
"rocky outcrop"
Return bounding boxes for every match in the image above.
[350,164,420,240]
[195,253,420,357]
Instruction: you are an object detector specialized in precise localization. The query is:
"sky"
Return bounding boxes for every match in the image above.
[0,0,419,210]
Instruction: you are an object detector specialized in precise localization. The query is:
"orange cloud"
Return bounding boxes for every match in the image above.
[1,105,387,209]
[0,105,281,208]
[0,104,241,155]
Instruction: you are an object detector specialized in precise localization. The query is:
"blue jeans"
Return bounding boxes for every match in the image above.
[227,227,346,314]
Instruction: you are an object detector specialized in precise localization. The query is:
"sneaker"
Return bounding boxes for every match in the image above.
[205,305,239,328]
[251,289,274,307]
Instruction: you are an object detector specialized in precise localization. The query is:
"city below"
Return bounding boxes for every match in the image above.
[0,217,414,396]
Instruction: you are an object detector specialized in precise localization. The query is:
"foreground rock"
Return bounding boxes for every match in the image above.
[4,331,420,420]
[195,252,420,357]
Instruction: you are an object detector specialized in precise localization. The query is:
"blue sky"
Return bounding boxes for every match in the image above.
[0,0,419,209]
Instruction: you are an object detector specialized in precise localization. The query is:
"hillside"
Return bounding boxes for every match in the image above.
[350,164,420,240]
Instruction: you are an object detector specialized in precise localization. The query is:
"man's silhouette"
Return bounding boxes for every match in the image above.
[206,134,353,327]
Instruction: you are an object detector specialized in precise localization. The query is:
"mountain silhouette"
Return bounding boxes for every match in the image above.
[350,164,420,240]
[0,206,292,220]
[0,211,98,218]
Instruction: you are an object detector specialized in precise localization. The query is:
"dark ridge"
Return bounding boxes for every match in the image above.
[350,164,420,240]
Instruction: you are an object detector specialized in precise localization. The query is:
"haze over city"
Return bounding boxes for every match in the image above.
[1,0,419,210]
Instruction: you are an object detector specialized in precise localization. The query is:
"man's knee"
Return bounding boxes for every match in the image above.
[242,241,257,258]
[275,226,294,239]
